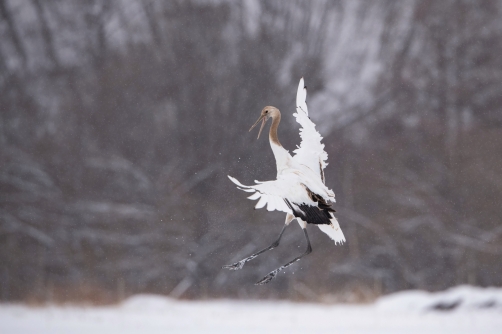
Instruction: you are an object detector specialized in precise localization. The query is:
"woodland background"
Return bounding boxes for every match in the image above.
[1,0,502,303]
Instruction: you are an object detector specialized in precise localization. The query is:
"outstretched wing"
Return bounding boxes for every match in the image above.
[229,175,345,244]
[292,78,328,183]
[227,175,311,214]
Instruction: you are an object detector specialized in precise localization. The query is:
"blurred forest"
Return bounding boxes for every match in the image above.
[1,0,502,303]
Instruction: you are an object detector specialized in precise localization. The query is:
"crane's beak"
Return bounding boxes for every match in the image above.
[249,115,267,139]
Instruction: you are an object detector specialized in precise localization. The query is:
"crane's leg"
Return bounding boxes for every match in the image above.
[222,214,294,271]
[255,224,312,285]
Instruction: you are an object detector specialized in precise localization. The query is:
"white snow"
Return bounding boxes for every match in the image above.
[376,285,502,312]
[1,286,501,334]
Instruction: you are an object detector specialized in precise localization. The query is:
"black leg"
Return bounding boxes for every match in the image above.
[255,227,312,285]
[222,224,288,271]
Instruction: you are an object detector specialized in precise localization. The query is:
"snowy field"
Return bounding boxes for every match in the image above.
[1,286,501,334]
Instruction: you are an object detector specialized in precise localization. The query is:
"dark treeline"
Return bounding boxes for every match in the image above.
[1,0,501,303]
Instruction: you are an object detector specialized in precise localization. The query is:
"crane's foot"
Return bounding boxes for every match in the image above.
[255,270,279,285]
[222,225,289,273]
[222,260,246,271]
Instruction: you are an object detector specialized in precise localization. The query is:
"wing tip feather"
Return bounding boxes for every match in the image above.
[317,219,346,245]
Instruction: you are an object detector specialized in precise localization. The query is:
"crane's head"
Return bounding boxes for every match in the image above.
[249,106,280,139]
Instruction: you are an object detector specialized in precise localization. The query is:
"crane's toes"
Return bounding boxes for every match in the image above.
[255,270,278,285]
[222,261,245,271]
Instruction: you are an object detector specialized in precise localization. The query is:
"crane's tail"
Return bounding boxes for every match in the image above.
[317,214,345,245]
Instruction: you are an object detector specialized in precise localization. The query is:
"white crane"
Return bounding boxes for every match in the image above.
[223,78,345,285]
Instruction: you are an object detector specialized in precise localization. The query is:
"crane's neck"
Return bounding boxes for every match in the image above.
[269,112,290,175]
[269,113,281,147]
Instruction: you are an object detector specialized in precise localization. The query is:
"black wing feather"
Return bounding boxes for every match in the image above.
[284,195,334,226]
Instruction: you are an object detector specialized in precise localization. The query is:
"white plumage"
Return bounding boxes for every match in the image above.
[228,78,345,244]
[224,78,345,284]
[293,78,329,181]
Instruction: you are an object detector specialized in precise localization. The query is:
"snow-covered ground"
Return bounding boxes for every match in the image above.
[1,286,501,334]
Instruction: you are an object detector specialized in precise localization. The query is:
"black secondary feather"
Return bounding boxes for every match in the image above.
[284,199,332,225]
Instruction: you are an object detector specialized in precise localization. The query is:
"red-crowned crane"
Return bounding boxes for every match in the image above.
[223,78,345,285]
